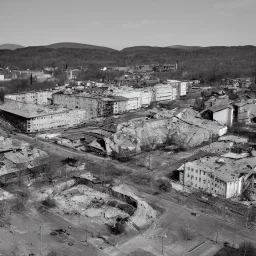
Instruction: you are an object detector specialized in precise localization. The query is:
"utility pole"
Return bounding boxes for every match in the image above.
[246,206,250,228]
[160,226,169,255]
[40,226,42,255]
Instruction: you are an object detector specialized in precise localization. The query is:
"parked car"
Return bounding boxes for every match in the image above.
[191,212,200,216]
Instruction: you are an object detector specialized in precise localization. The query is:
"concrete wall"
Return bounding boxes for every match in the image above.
[213,108,233,126]
[225,177,243,198]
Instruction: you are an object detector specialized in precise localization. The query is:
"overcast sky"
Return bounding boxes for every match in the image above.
[1,0,255,50]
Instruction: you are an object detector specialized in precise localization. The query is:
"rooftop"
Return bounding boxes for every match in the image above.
[184,155,256,182]
[207,104,232,113]
[0,99,74,118]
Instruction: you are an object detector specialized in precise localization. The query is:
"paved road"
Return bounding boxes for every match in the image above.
[38,211,108,256]
[188,240,221,256]
[14,133,105,161]
[11,132,256,255]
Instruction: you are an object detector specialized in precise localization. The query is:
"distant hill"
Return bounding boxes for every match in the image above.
[0,44,256,82]
[46,42,117,51]
[0,44,24,50]
[167,45,202,50]
[121,46,164,52]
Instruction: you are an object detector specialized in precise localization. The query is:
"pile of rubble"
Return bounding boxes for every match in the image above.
[104,108,228,156]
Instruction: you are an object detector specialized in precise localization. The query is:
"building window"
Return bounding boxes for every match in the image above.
[196,170,198,173]
[204,171,205,175]
[187,174,190,177]
[191,168,194,172]
[199,178,201,182]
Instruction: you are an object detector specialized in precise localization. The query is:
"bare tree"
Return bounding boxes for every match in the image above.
[180,223,194,242]
[47,248,63,256]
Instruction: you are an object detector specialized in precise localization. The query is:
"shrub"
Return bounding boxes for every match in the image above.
[153,178,172,192]
[47,248,62,256]
[130,173,152,185]
[11,198,26,214]
[107,200,118,207]
[117,203,136,216]
[108,168,123,177]
[180,224,194,241]
[41,196,57,208]
[107,220,126,235]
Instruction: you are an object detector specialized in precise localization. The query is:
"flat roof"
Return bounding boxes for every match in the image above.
[184,156,256,182]
[0,99,74,118]
[207,105,231,113]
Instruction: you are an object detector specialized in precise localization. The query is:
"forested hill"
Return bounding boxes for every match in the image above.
[46,42,117,52]
[0,45,256,80]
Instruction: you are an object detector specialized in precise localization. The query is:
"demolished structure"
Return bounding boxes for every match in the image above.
[0,136,49,183]
[104,108,228,157]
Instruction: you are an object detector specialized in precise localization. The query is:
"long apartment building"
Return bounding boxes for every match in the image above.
[52,92,128,117]
[178,155,255,198]
[0,99,87,133]
[4,89,60,105]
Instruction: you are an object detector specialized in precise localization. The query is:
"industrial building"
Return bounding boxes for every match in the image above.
[0,99,87,133]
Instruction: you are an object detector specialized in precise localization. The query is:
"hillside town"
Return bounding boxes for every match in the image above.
[1,0,256,254]
[0,60,256,256]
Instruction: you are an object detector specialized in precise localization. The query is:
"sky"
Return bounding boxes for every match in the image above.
[1,0,255,50]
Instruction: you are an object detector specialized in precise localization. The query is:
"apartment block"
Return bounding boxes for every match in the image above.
[178,156,255,198]
[52,92,101,119]
[53,92,128,117]
[179,81,187,96]
[153,84,174,102]
[4,90,58,105]
[0,99,87,133]
[105,88,141,110]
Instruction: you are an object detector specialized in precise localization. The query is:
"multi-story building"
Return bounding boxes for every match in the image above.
[178,156,255,198]
[0,99,87,133]
[52,92,102,119]
[4,89,59,105]
[179,81,187,96]
[100,96,128,116]
[105,88,141,110]
[53,92,128,117]
[153,84,174,102]
[137,88,153,107]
